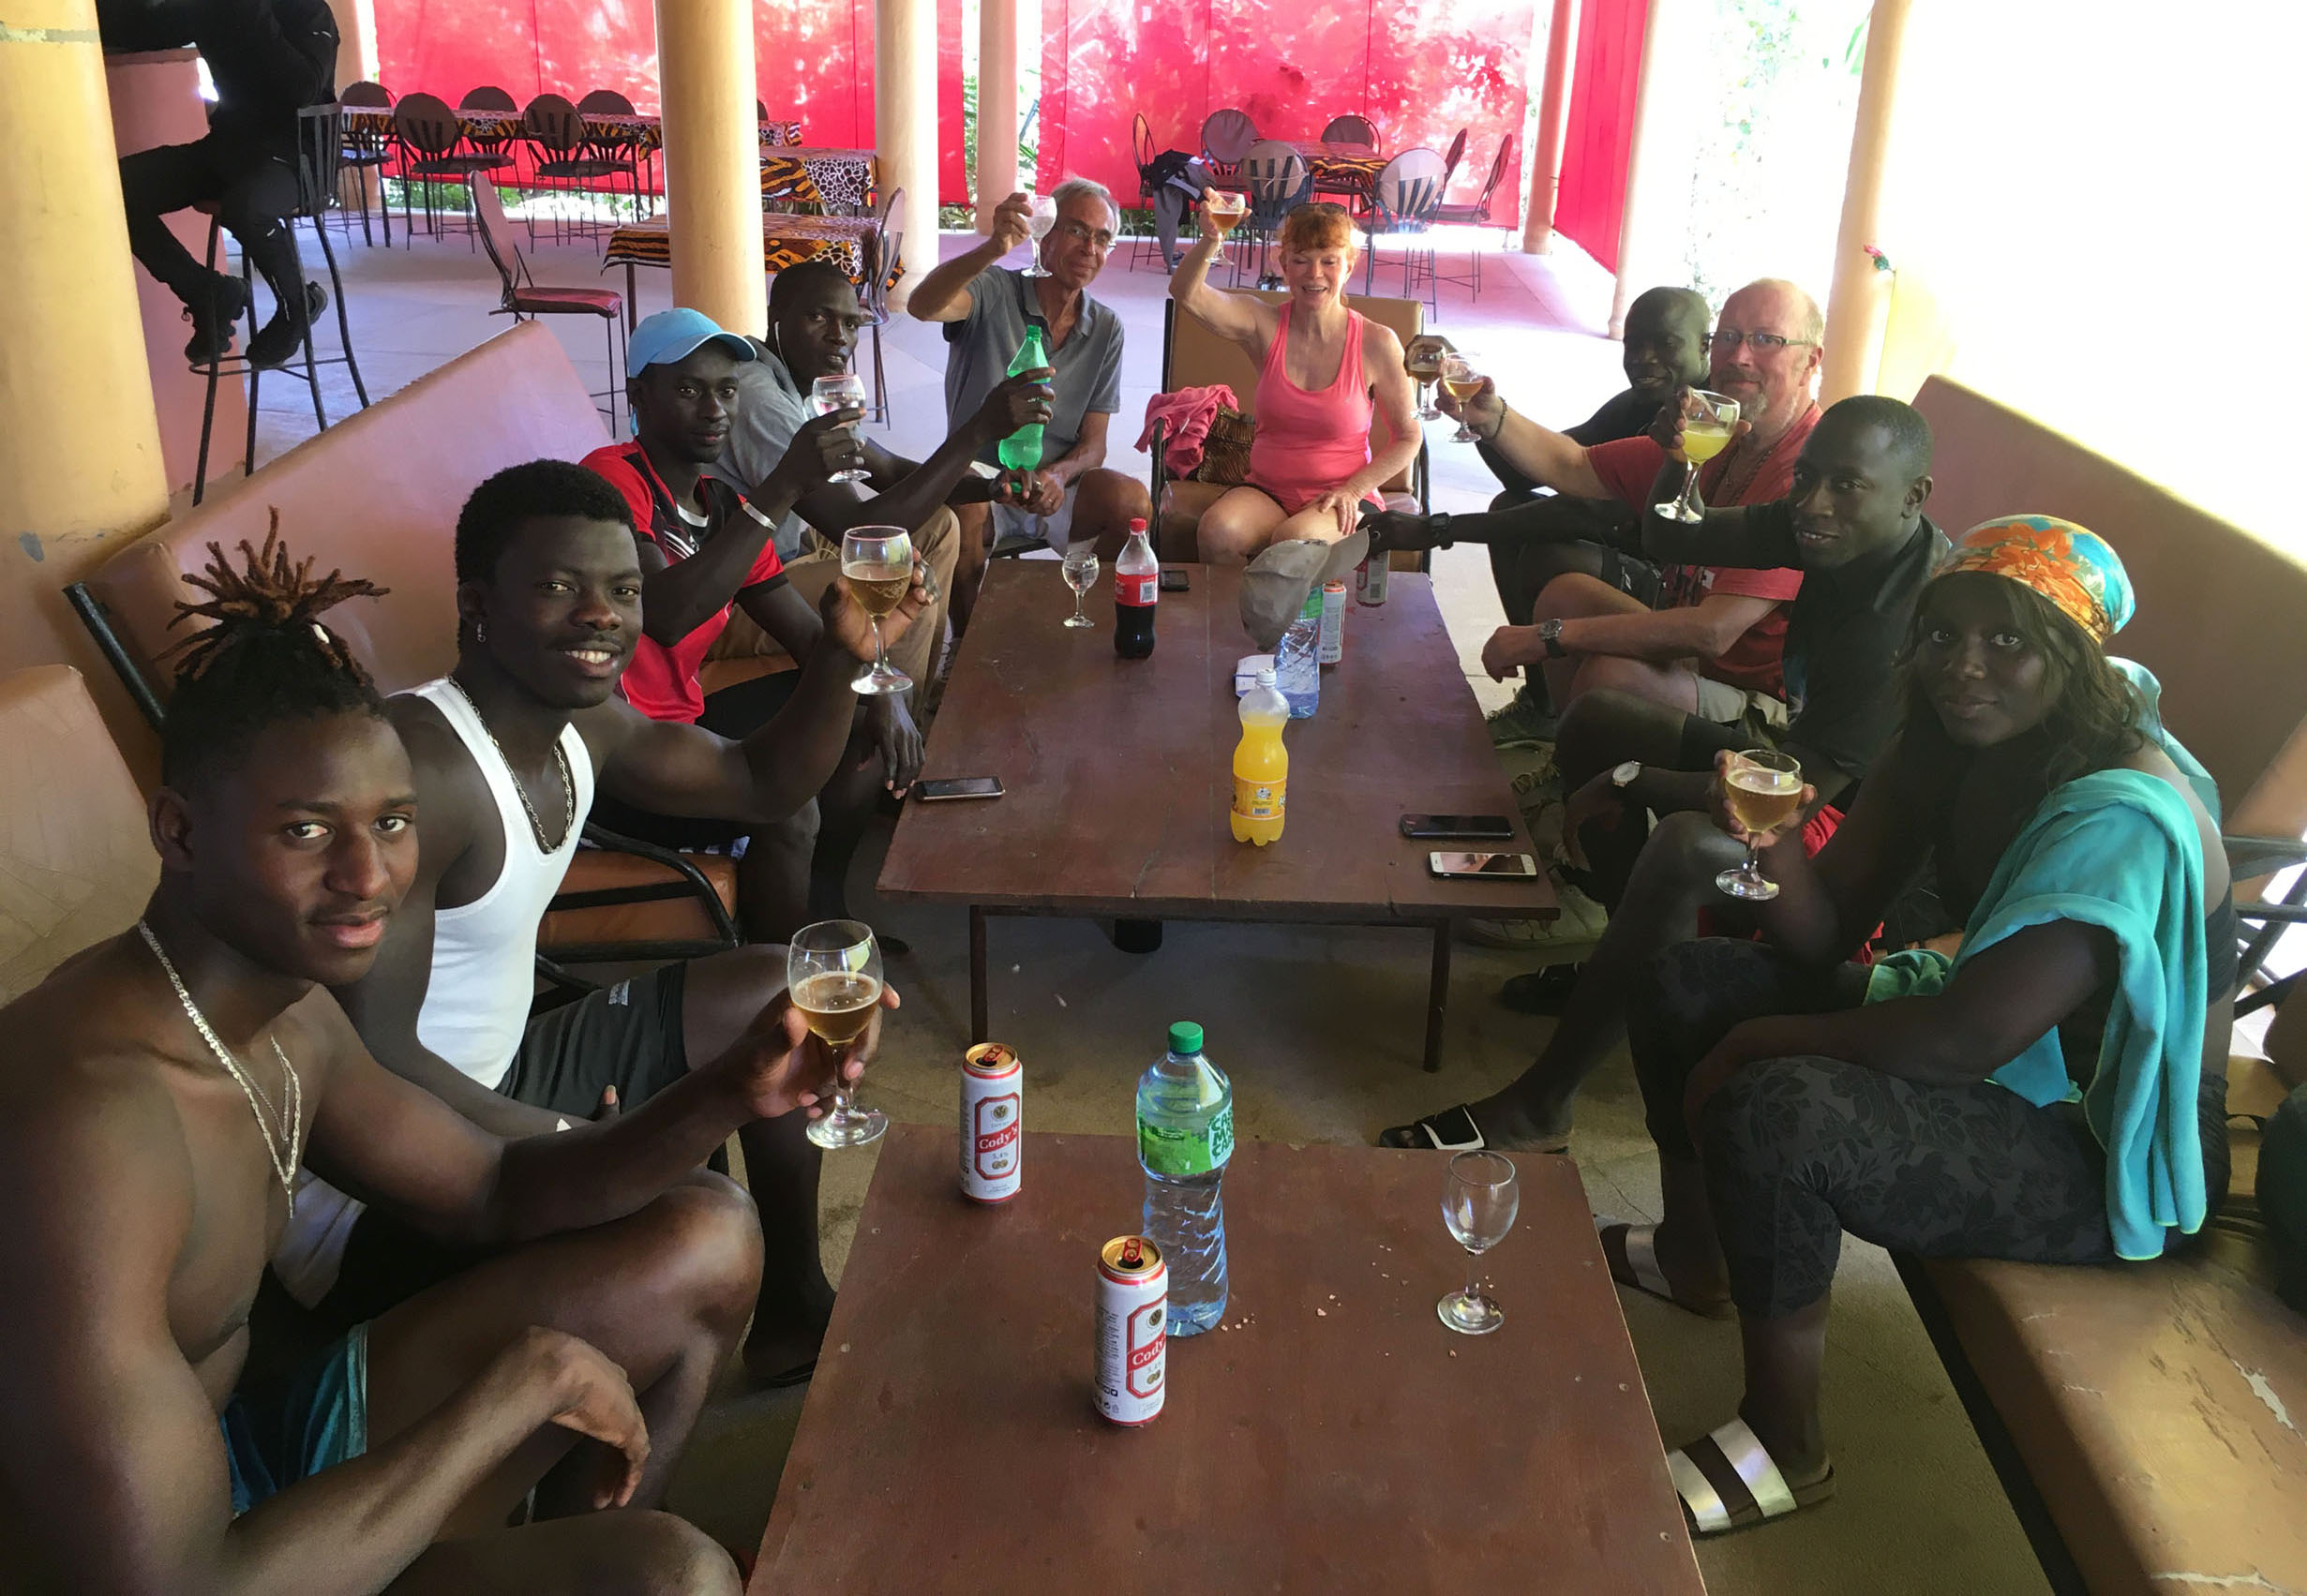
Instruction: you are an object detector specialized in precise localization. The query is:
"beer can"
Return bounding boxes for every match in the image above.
[1094,1235,1167,1425]
[1318,580,1346,665]
[959,1042,1024,1203]
[1355,551,1390,606]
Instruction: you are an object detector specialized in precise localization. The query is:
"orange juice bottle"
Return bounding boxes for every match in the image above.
[1231,667,1289,845]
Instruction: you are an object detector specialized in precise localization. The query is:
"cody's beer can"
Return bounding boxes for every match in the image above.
[1318,580,1346,665]
[1355,551,1390,606]
[959,1042,1023,1203]
[1094,1235,1167,1425]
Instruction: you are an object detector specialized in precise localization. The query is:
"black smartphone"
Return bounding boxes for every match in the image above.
[915,776,1005,801]
[1429,851,1540,879]
[1401,813,1515,841]
[1160,567,1191,592]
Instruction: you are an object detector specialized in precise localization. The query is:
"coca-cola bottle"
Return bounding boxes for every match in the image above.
[1114,518,1158,659]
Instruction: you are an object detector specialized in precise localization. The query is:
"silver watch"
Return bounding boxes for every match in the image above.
[1610,760,1642,790]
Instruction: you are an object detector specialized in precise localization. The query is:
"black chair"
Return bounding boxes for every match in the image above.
[520,93,626,244]
[1439,127,1469,194]
[1320,112,1378,146]
[457,84,522,175]
[1431,134,1515,299]
[391,91,505,245]
[1128,112,1178,272]
[335,80,396,246]
[190,104,373,503]
[861,186,905,427]
[576,88,652,218]
[1358,147,1447,316]
[471,178,626,431]
[1199,108,1259,179]
[1229,139,1309,290]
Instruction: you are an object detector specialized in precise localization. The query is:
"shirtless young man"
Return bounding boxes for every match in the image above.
[310,461,928,1383]
[0,541,887,1591]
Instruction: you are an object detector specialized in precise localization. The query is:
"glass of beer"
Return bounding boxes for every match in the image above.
[1715,748,1804,901]
[1439,1150,1519,1335]
[1438,351,1485,443]
[1405,340,1445,420]
[1023,193,1058,276]
[791,920,887,1149]
[810,374,870,483]
[1059,542,1100,628]
[1654,388,1740,524]
[1206,189,1248,232]
[841,526,915,694]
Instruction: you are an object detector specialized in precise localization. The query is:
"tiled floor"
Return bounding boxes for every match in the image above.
[227,215,2046,1594]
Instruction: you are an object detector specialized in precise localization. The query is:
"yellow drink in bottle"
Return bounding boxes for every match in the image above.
[1680,422,1731,462]
[1231,668,1288,845]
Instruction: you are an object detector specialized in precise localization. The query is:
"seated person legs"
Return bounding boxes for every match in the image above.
[1528,573,1704,720]
[119,134,313,365]
[951,467,1151,632]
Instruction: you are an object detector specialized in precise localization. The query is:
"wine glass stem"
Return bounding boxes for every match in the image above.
[1463,1249,1484,1302]
[871,617,888,677]
[1744,840,1762,879]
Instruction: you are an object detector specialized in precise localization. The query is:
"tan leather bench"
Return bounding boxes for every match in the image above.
[65,321,739,962]
[1901,378,2307,1595]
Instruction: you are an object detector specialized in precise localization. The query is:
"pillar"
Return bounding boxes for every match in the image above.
[322,0,378,87]
[1521,0,1579,255]
[1,2,173,761]
[654,0,765,336]
[876,0,939,301]
[974,0,1020,232]
[1820,0,1914,406]
[1607,0,1672,337]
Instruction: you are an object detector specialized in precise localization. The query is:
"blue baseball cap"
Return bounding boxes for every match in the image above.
[626,307,756,376]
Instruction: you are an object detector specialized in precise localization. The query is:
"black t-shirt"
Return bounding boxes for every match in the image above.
[1563,387,1665,448]
[1645,505,1946,784]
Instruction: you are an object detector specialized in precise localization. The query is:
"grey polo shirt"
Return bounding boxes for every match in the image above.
[715,337,813,560]
[942,268,1123,470]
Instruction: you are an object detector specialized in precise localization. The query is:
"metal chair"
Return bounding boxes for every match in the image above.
[1432,134,1516,299]
[1320,112,1378,146]
[1200,108,1259,177]
[190,105,373,502]
[391,92,502,245]
[861,185,904,427]
[457,84,521,172]
[334,80,396,246]
[471,179,626,431]
[1357,148,1447,316]
[1128,112,1177,272]
[1230,139,1309,289]
[577,88,652,217]
[520,93,626,244]
[1440,127,1469,193]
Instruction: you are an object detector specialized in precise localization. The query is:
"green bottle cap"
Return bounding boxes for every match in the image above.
[1168,1021,1205,1055]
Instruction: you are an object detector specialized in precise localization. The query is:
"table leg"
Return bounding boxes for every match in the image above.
[970,905,989,1043]
[624,264,637,332]
[1424,921,1451,1073]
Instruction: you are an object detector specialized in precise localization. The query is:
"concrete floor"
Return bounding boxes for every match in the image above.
[237,214,2048,1592]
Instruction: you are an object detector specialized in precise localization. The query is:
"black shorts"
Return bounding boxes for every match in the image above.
[1594,546,1665,607]
[498,962,692,1118]
[589,671,800,849]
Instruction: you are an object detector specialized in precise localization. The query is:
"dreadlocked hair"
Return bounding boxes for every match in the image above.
[159,512,392,791]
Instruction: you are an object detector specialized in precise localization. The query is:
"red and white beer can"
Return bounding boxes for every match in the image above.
[1094,1235,1167,1425]
[1318,580,1346,665]
[1355,551,1390,606]
[959,1042,1024,1203]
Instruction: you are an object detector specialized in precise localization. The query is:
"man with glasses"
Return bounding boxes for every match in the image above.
[908,180,1153,634]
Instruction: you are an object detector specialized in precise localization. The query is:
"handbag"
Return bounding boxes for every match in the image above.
[1192,407,1256,486]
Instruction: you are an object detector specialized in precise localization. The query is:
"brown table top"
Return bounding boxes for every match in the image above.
[751,1125,1702,1593]
[876,563,1556,924]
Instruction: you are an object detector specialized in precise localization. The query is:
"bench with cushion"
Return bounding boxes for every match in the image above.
[1898,376,2307,1595]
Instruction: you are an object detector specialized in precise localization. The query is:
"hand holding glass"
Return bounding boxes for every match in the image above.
[1439,353,1484,444]
[1439,1150,1520,1335]
[1715,748,1804,902]
[810,375,870,483]
[841,526,914,695]
[1206,189,1247,232]
[1060,544,1100,628]
[1022,194,1058,276]
[790,920,887,1149]
[1655,389,1740,524]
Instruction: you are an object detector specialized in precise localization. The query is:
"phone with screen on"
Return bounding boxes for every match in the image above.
[1428,851,1540,879]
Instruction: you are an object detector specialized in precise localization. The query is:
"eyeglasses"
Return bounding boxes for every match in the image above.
[1056,219,1115,249]
[1709,329,1814,353]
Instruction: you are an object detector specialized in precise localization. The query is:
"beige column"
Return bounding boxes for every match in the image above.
[1606,0,1672,337]
[323,0,378,86]
[974,0,1019,231]
[654,0,766,336]
[1820,0,1914,405]
[1521,0,1579,255]
[2,3,172,763]
[876,0,939,301]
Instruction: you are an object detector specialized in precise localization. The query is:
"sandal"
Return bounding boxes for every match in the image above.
[1595,1218,1734,1320]
[1376,1103,1569,1155]
[1498,962,1582,1016]
[1668,1416,1835,1536]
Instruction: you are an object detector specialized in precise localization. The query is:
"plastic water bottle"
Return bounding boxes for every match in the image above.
[996,327,1049,471]
[1136,1021,1232,1336]
[1274,587,1322,718]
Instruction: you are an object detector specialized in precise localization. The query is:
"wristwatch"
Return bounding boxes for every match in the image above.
[1537,618,1567,659]
[1610,760,1643,791]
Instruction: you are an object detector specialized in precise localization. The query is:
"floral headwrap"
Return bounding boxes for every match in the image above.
[1933,515,2135,645]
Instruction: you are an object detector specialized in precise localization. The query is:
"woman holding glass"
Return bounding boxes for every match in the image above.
[1606,520,2233,1535]
[1167,199,1420,564]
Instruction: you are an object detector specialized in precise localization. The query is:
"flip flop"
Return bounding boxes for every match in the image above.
[1668,1416,1835,1537]
[1498,962,1582,1016]
[1375,1103,1569,1156]
[1595,1218,1735,1320]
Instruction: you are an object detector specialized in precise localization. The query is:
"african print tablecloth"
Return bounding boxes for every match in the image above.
[1289,142,1387,199]
[760,148,877,215]
[601,214,901,305]
[342,107,802,155]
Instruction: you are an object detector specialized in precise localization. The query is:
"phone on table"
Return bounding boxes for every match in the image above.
[1401,813,1515,842]
[915,776,1005,802]
[1429,850,1540,880]
[1160,568,1191,593]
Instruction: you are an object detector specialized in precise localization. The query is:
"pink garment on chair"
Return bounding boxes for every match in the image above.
[1245,304,1382,515]
[1136,383,1237,474]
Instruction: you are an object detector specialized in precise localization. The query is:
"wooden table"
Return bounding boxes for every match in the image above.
[750,1126,1703,1594]
[877,563,1553,1071]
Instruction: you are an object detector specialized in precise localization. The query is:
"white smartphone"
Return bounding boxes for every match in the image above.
[1428,850,1540,879]
[915,775,1005,801]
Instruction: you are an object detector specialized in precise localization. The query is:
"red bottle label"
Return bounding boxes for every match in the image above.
[1116,573,1158,607]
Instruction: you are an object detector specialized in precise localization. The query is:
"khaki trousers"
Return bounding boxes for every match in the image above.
[703,503,959,690]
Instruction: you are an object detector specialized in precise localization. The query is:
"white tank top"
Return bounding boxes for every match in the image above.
[409,677,595,1087]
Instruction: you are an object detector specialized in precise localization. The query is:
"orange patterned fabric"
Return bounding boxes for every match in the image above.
[1934,515,2135,645]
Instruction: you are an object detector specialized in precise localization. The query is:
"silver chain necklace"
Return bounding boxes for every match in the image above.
[445,676,574,853]
[137,921,302,1207]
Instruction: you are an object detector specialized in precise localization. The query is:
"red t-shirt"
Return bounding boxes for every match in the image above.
[581,440,786,724]
[1585,402,1821,695]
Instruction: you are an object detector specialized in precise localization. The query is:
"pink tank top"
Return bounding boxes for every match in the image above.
[1246,304,1381,515]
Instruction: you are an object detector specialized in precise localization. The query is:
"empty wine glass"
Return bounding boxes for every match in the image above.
[790,920,887,1150]
[1060,543,1100,628]
[1439,1150,1519,1335]
[1653,388,1740,523]
[810,374,870,483]
[1438,351,1484,444]
[1023,193,1058,276]
[1715,747,1804,902]
[840,526,915,695]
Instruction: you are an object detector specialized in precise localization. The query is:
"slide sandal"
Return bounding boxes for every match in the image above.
[1668,1416,1835,1537]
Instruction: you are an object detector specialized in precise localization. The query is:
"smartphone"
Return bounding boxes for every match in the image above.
[915,776,1005,801]
[1160,567,1191,592]
[1429,851,1540,879]
[1401,813,1515,842]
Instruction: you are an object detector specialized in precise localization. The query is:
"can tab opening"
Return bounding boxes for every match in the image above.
[1120,1238,1143,1268]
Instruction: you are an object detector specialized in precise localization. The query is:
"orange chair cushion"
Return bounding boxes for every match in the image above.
[538,849,740,951]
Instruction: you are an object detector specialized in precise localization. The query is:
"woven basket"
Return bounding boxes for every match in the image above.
[1191,407,1256,486]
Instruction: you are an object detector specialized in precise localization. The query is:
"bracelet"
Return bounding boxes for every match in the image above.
[1484,402,1509,444]
[741,499,776,529]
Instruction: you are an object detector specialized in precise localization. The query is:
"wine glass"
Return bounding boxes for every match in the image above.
[1438,351,1484,443]
[840,526,915,695]
[1022,194,1058,276]
[1715,747,1804,902]
[791,920,887,1150]
[1405,340,1444,421]
[810,374,870,483]
[1439,1150,1519,1335]
[1654,388,1740,524]
[1059,542,1100,628]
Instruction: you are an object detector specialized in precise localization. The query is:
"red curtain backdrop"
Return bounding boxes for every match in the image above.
[1550,0,1644,271]
[1039,0,1535,227]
